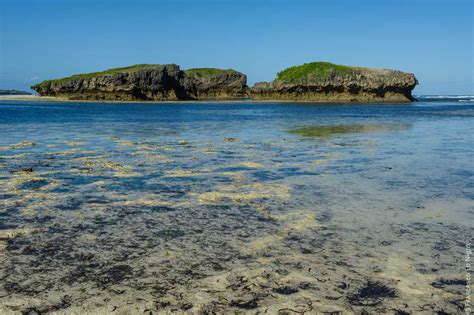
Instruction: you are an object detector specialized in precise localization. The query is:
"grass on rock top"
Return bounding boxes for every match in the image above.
[276,62,355,83]
[35,64,164,86]
[35,65,240,87]
[184,68,238,78]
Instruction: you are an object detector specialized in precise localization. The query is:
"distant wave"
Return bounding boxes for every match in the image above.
[416,95,474,102]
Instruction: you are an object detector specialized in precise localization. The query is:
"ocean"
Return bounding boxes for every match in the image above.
[0,98,473,314]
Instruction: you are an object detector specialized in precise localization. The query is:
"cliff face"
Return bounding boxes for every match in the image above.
[251,62,418,102]
[32,64,248,101]
[32,62,418,102]
[32,65,183,101]
[182,69,248,99]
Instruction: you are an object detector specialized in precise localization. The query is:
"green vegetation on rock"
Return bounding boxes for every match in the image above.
[31,64,249,101]
[276,62,354,83]
[36,64,162,86]
[184,68,237,78]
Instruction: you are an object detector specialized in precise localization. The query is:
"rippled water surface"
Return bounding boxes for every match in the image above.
[0,100,473,314]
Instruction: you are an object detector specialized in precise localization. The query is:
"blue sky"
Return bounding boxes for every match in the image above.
[1,0,472,94]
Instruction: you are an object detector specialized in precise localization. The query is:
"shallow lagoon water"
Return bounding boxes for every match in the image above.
[0,100,473,314]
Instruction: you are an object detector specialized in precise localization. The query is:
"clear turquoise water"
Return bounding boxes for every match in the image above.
[0,100,473,314]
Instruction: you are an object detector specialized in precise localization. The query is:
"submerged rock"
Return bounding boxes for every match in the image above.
[251,61,418,102]
[13,167,34,174]
[348,281,397,306]
[32,64,249,101]
[273,286,299,295]
[11,141,36,149]
[229,297,259,309]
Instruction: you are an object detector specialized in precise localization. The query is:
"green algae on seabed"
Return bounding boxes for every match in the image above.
[288,124,410,138]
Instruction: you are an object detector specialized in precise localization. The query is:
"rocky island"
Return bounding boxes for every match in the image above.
[0,89,32,95]
[251,62,418,102]
[32,62,418,102]
[32,64,248,101]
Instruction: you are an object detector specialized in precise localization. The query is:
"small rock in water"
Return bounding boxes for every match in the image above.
[348,281,396,306]
[230,296,259,309]
[337,282,348,290]
[13,167,34,174]
[224,137,239,142]
[11,141,36,149]
[178,140,189,145]
[299,282,311,290]
[273,286,299,295]
[431,278,467,288]
[22,307,41,315]
[180,302,193,310]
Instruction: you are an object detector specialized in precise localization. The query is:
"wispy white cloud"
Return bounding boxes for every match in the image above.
[30,76,40,81]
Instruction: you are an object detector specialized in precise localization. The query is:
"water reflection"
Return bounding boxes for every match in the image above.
[288,123,411,138]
